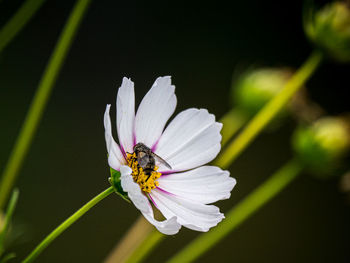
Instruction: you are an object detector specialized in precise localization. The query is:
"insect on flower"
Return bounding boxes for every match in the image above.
[133,142,172,179]
[104,76,236,235]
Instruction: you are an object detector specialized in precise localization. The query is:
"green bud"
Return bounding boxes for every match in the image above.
[292,117,350,177]
[304,2,350,62]
[232,68,292,117]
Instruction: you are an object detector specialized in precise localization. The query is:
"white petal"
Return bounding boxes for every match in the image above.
[116,77,135,153]
[158,166,236,204]
[150,189,224,232]
[134,76,177,148]
[120,165,181,235]
[155,108,222,172]
[120,165,149,212]
[104,105,125,171]
[142,212,181,235]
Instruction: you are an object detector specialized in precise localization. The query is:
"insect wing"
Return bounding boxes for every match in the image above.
[151,153,172,170]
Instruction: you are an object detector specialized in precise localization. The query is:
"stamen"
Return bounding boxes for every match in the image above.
[126,153,162,193]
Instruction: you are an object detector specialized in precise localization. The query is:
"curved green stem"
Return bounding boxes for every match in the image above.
[0,0,47,53]
[215,51,323,169]
[0,0,92,210]
[167,159,303,263]
[22,186,114,263]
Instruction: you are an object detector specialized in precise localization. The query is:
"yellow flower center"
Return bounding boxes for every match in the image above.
[126,152,162,193]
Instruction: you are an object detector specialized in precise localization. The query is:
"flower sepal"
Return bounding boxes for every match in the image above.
[109,168,130,202]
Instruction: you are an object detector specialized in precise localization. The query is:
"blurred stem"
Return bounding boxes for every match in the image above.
[0,0,92,210]
[22,186,114,263]
[220,109,247,146]
[125,230,164,263]
[168,159,303,263]
[0,0,46,53]
[0,189,19,257]
[216,50,323,169]
[103,216,161,263]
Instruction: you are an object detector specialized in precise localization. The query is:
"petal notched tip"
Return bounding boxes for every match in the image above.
[134,75,177,148]
[117,77,135,153]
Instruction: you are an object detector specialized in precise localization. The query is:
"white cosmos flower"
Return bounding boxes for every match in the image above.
[104,76,236,235]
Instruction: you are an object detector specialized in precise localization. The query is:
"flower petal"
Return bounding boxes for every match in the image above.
[155,108,222,172]
[158,166,236,204]
[104,105,125,171]
[134,76,177,148]
[150,189,224,232]
[142,212,181,235]
[120,165,149,212]
[116,77,135,153]
[120,165,181,235]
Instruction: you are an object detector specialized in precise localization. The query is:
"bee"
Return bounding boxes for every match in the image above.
[133,143,172,180]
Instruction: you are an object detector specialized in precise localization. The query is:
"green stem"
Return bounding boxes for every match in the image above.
[220,109,247,146]
[0,0,92,210]
[167,159,303,263]
[0,189,19,256]
[22,186,114,263]
[215,51,323,169]
[126,230,164,263]
[0,0,47,53]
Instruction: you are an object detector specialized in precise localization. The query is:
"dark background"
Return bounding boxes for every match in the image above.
[0,0,349,262]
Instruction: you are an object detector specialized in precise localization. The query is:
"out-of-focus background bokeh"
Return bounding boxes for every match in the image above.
[0,0,349,262]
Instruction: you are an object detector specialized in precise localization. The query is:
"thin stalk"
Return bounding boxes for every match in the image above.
[22,186,114,263]
[215,50,323,169]
[0,0,46,53]
[0,0,92,210]
[0,189,19,256]
[167,159,303,263]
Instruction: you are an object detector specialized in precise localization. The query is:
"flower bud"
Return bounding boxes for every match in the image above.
[292,117,350,177]
[232,68,292,118]
[304,2,350,62]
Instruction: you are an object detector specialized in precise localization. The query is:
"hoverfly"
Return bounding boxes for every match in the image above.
[133,143,172,181]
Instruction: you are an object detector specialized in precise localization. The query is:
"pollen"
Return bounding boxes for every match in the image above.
[126,152,161,193]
